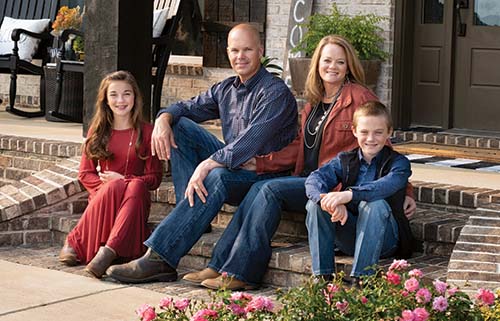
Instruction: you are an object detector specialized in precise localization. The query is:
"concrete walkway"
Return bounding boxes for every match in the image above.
[0,260,166,321]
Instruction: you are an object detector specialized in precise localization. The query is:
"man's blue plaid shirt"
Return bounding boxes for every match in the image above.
[159,67,298,169]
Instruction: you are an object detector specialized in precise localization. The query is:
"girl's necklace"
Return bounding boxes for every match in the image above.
[96,129,134,176]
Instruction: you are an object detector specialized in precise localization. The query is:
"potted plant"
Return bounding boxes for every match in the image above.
[289,4,389,94]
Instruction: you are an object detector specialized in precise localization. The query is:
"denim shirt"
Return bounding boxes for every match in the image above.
[157,67,298,169]
[305,149,411,204]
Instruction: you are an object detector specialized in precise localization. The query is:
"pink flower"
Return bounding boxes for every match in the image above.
[323,283,341,305]
[159,297,173,309]
[401,290,409,297]
[409,269,423,278]
[447,287,458,296]
[221,271,229,279]
[432,296,448,312]
[229,303,246,316]
[386,271,401,285]
[413,307,429,321]
[433,280,448,294]
[416,288,432,304]
[174,298,190,311]
[190,308,218,321]
[405,277,420,292]
[401,309,415,321]
[231,292,253,302]
[245,296,274,313]
[136,304,156,321]
[326,283,340,293]
[360,296,368,304]
[389,259,409,271]
[335,300,349,314]
[475,288,495,306]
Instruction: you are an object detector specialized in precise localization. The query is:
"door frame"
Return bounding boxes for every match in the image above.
[392,0,455,130]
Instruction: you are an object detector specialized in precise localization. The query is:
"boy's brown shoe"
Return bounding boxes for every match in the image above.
[201,275,256,291]
[183,268,220,284]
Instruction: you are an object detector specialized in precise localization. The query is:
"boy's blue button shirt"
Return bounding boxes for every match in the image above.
[157,67,298,169]
[305,149,411,204]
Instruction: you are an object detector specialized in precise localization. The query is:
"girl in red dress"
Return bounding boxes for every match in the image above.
[59,71,162,278]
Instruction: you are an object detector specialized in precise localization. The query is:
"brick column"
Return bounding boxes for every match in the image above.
[83,0,153,135]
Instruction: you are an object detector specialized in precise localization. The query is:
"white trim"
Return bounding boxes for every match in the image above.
[169,55,203,65]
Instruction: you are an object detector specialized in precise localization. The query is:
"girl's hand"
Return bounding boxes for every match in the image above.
[99,171,124,184]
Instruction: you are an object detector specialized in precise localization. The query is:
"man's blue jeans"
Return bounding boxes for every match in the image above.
[145,117,283,268]
[306,199,399,277]
[208,176,308,286]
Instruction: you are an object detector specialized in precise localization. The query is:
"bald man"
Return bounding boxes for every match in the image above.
[107,24,298,283]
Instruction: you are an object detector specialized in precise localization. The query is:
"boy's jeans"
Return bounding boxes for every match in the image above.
[306,199,399,277]
[145,117,283,268]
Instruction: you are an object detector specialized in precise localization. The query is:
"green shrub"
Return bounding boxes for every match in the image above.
[292,4,389,60]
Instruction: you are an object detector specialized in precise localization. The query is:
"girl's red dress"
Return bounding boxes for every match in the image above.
[67,123,162,264]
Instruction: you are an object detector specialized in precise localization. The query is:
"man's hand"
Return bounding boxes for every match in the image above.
[320,191,353,213]
[403,196,417,219]
[151,113,177,160]
[98,171,123,184]
[240,157,256,171]
[185,159,224,207]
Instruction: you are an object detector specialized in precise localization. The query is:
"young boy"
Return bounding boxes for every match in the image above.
[304,101,414,282]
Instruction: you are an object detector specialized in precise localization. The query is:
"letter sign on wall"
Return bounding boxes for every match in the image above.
[282,0,313,86]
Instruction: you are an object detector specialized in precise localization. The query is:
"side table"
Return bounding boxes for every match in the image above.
[44,62,83,123]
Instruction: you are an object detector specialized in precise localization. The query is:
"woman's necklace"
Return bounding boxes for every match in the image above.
[96,129,135,176]
[304,84,344,149]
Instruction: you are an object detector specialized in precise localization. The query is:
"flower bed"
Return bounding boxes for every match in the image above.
[136,260,499,321]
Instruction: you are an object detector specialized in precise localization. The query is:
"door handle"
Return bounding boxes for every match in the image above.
[456,0,468,37]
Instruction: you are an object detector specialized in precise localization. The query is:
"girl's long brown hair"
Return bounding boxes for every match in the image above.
[84,70,146,160]
[305,35,366,106]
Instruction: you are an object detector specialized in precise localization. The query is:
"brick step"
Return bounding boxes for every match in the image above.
[393,129,500,150]
[178,227,450,288]
[149,180,473,256]
[0,211,75,247]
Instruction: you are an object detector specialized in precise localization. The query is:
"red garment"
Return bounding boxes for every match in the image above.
[67,123,162,264]
[256,83,378,175]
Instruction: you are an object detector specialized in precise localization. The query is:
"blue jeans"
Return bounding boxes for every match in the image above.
[306,199,399,277]
[208,176,308,286]
[145,117,283,267]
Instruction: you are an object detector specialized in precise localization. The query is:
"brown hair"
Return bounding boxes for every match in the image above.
[305,35,366,106]
[84,70,146,160]
[353,101,393,130]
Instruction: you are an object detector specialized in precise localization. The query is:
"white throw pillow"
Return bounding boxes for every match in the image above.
[0,16,50,62]
[152,8,169,38]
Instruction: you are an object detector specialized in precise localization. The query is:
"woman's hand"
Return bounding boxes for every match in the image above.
[240,157,256,171]
[98,171,124,184]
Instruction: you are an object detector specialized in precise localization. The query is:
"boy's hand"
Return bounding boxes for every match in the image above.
[330,204,348,225]
[320,190,353,213]
[403,196,416,219]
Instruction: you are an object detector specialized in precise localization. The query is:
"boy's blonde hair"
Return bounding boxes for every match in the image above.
[353,101,393,130]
